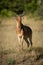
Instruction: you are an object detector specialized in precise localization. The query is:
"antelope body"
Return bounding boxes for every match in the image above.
[16,16,32,50]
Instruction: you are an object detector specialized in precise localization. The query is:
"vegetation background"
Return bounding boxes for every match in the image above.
[0,0,43,65]
[0,0,43,18]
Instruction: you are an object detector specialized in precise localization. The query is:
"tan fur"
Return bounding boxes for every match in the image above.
[16,16,32,50]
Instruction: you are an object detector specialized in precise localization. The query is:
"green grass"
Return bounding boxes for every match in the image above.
[7,58,16,65]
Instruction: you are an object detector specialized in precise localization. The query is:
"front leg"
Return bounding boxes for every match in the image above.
[18,36,23,50]
[18,36,21,46]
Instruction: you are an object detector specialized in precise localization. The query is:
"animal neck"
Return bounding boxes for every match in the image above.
[17,22,22,33]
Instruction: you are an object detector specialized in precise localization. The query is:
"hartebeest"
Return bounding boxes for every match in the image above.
[16,16,32,50]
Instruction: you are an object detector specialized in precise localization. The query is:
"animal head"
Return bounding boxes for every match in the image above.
[16,16,22,23]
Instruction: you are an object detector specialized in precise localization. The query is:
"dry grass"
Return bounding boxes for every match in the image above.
[0,47,43,65]
[0,16,43,65]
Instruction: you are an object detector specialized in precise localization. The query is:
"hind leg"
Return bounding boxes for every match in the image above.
[21,36,24,50]
[24,37,29,47]
[28,38,32,46]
